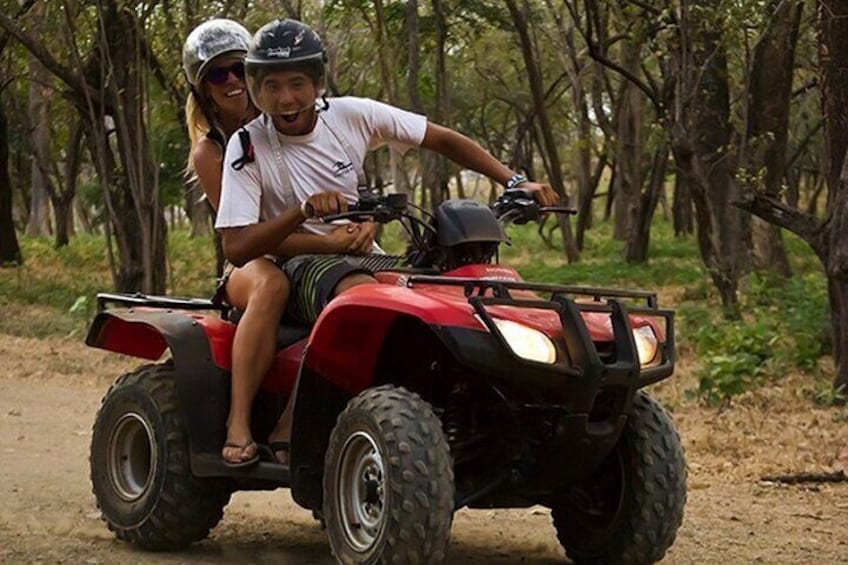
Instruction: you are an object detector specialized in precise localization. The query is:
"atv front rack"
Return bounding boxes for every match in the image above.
[406,275,675,387]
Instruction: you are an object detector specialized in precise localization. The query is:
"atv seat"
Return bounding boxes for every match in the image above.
[227,308,311,350]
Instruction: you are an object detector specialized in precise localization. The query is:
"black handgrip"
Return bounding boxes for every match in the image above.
[321,211,369,223]
[540,206,577,215]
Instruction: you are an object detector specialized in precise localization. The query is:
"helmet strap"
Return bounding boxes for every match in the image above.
[316,92,330,113]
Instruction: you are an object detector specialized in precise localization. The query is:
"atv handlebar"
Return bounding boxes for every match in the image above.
[319,189,576,226]
[321,193,409,224]
[492,189,576,225]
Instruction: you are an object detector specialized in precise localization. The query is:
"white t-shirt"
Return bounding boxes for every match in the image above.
[215,96,427,237]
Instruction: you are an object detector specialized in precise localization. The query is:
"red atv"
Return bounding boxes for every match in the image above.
[86,190,686,564]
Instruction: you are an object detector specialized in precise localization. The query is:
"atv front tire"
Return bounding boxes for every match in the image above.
[551,391,687,564]
[323,385,454,564]
[90,363,231,550]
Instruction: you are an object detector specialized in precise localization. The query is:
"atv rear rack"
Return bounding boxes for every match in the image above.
[95,292,229,316]
[406,275,675,387]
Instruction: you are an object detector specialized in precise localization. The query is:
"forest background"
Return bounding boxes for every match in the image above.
[1,0,848,405]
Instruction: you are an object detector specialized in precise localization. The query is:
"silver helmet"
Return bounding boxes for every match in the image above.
[182,19,252,86]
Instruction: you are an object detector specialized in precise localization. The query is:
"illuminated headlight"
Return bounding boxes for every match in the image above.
[492,318,557,364]
[633,325,659,366]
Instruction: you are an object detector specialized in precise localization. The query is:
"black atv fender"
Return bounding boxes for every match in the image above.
[86,309,231,470]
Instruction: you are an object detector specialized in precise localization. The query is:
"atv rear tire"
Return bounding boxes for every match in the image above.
[323,385,454,564]
[551,392,686,564]
[90,363,231,550]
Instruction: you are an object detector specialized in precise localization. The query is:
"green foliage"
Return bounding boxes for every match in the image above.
[503,219,705,288]
[0,231,219,338]
[683,272,829,406]
[807,380,847,407]
[689,320,778,406]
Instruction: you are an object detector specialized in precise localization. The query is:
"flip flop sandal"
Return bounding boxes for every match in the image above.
[268,441,290,465]
[222,441,260,469]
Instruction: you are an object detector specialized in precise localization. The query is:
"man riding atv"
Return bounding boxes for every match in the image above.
[215,17,558,469]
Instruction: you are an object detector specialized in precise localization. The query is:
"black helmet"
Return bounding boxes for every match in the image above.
[182,19,252,86]
[246,19,326,69]
[246,19,327,114]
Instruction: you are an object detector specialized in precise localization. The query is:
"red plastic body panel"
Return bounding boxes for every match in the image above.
[88,309,301,396]
[191,315,235,367]
[305,287,457,394]
[94,316,169,360]
[263,341,306,394]
[309,264,667,394]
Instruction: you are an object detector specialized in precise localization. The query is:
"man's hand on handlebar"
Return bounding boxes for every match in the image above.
[520,181,558,207]
[302,191,348,219]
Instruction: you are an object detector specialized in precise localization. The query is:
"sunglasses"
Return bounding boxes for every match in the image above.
[205,61,245,85]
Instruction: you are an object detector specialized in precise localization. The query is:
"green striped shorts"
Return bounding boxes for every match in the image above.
[280,254,406,324]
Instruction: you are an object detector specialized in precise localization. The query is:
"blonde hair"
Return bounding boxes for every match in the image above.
[184,89,215,177]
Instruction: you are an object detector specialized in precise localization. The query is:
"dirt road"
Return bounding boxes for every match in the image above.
[1,333,847,564]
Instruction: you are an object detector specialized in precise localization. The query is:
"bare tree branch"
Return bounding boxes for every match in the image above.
[0,10,102,107]
[734,194,825,256]
[565,0,663,113]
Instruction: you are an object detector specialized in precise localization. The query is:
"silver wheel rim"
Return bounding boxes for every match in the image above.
[337,430,386,552]
[108,412,156,501]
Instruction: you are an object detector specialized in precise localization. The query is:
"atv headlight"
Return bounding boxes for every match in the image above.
[633,325,659,366]
[492,318,557,364]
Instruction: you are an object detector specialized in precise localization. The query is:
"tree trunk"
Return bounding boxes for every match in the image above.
[825,176,848,392]
[744,0,802,277]
[368,0,411,205]
[50,116,83,247]
[505,0,579,261]
[405,0,424,215]
[429,0,451,208]
[188,183,211,237]
[672,2,741,314]
[613,43,645,241]
[0,76,22,266]
[672,171,693,236]
[544,0,595,249]
[100,3,166,293]
[625,144,668,263]
[820,0,848,391]
[577,153,607,249]
[25,51,51,237]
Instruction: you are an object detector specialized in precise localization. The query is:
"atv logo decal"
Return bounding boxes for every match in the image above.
[267,46,291,58]
[332,160,354,177]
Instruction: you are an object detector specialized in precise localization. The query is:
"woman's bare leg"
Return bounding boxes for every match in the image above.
[222,258,289,464]
[267,271,376,464]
